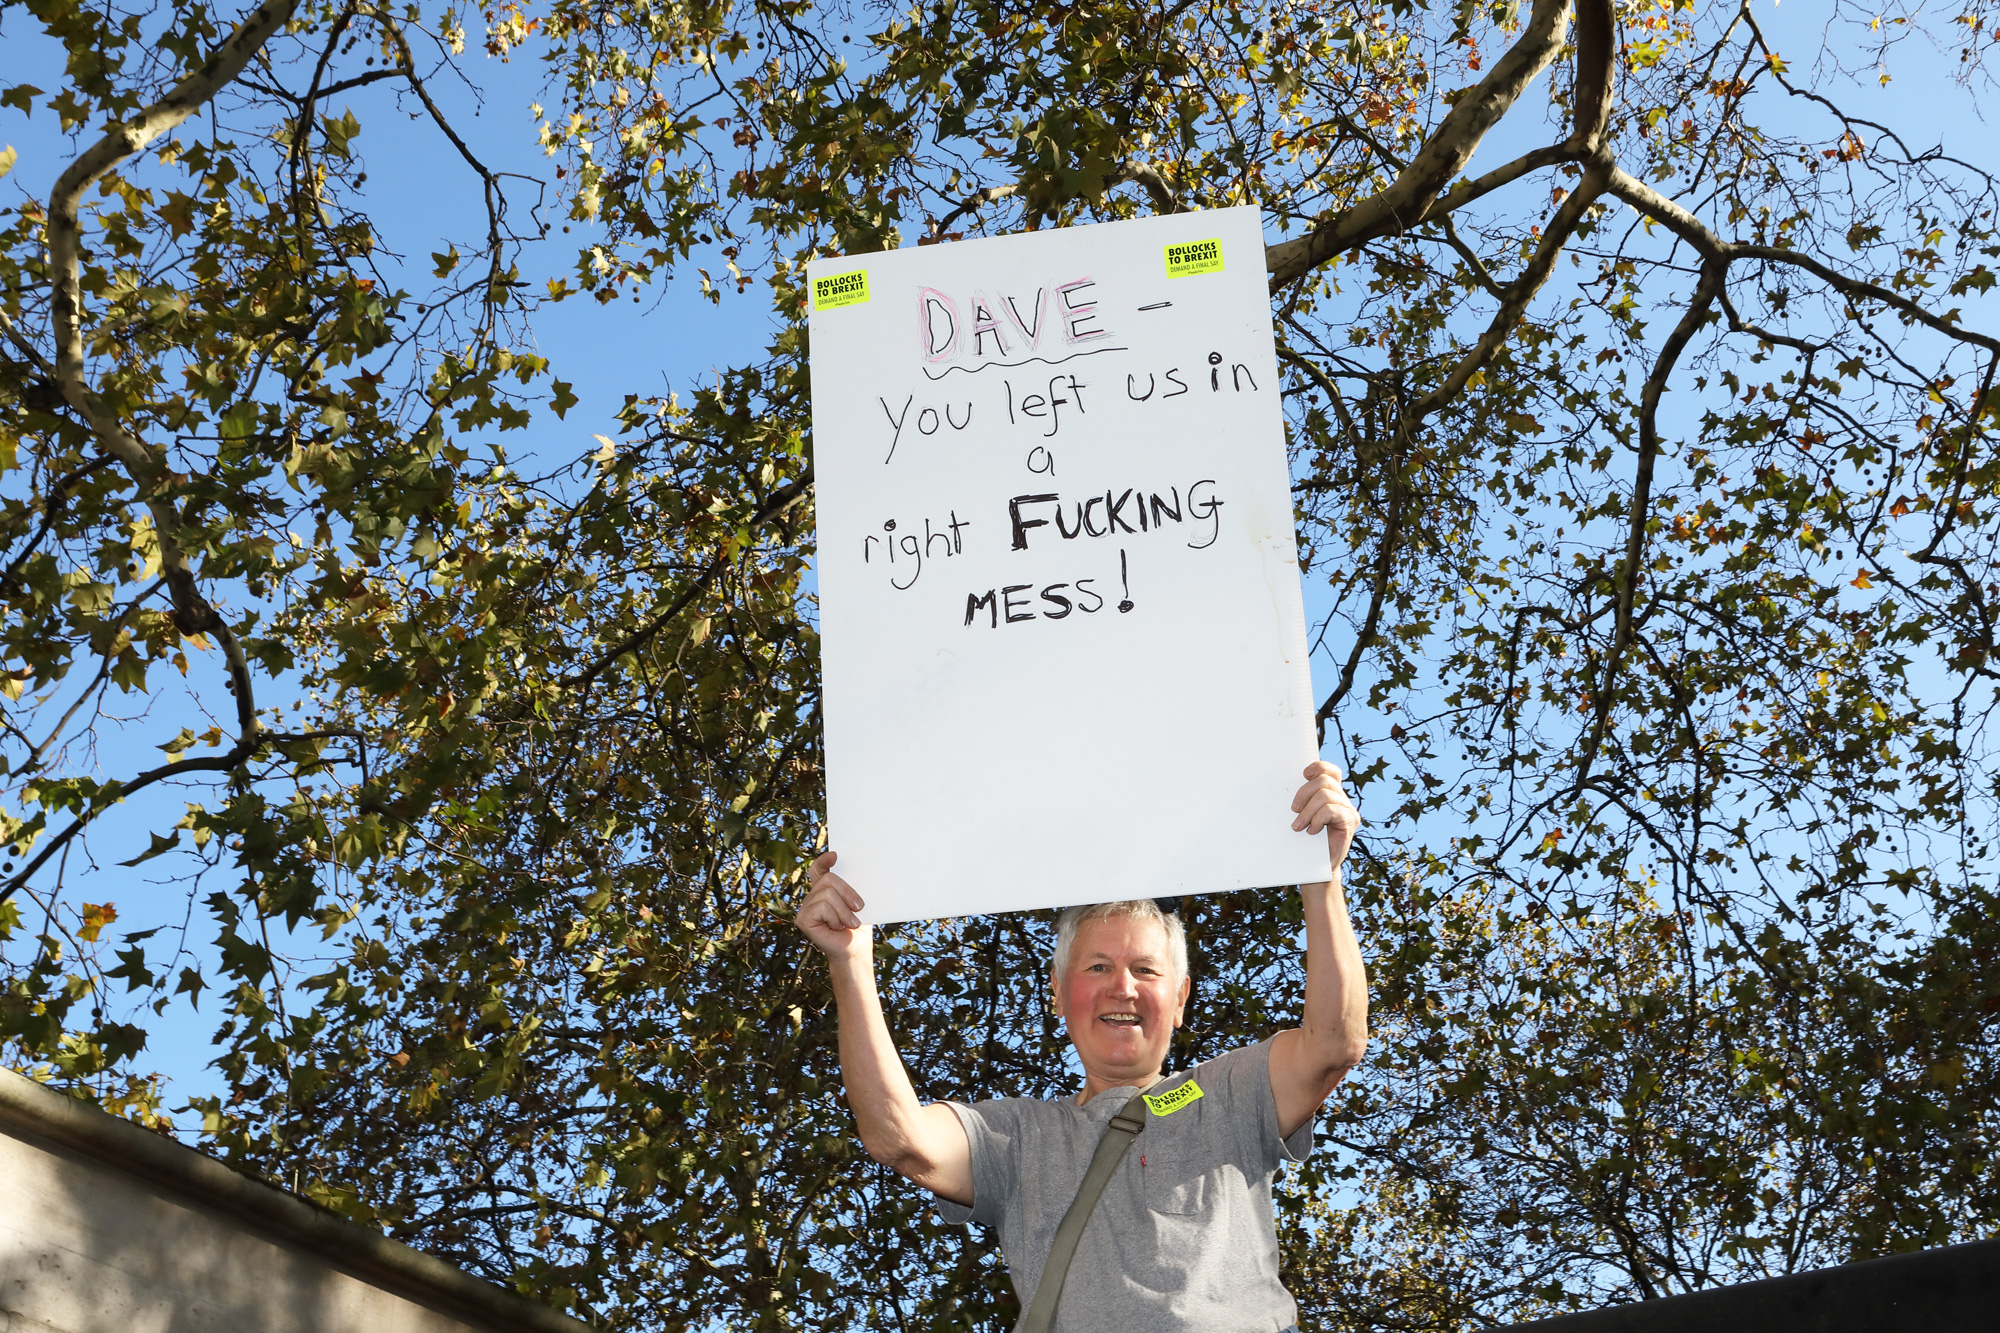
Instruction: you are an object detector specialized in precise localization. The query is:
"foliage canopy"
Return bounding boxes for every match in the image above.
[3,0,1998,1328]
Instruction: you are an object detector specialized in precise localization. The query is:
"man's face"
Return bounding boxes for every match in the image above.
[1052,914,1190,1082]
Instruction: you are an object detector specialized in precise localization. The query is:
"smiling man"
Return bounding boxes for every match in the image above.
[795,761,1367,1333]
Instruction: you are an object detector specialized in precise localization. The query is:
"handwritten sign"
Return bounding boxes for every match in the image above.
[808,207,1329,924]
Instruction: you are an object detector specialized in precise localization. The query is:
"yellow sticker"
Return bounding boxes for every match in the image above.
[1142,1079,1205,1116]
[812,268,871,311]
[1164,238,1224,278]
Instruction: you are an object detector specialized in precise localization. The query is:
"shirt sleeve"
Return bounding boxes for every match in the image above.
[1212,1038,1313,1170]
[934,1099,1019,1227]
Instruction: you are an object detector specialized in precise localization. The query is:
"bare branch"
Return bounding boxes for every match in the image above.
[1423,144,1586,224]
[1600,167,1726,255]
[1719,289,1826,356]
[1437,214,1504,299]
[1406,166,1611,420]
[368,11,510,343]
[1730,244,2000,355]
[1,734,263,904]
[1606,167,2000,355]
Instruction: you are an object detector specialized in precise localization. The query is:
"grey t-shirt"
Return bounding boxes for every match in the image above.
[938,1038,1310,1333]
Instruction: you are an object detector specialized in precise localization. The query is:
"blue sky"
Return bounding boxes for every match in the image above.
[2,0,1993,1121]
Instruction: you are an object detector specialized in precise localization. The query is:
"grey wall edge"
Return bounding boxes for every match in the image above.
[0,1067,596,1333]
[1499,1236,2000,1333]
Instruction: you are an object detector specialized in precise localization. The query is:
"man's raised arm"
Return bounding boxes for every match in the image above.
[1269,760,1370,1139]
[797,850,973,1205]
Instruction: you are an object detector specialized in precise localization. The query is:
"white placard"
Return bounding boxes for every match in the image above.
[808,207,1329,924]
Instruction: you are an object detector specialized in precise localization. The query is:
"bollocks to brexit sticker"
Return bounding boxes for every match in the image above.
[813,268,871,311]
[1163,238,1224,278]
[1142,1079,1205,1116]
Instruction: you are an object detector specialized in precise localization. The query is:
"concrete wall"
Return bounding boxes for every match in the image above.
[0,1070,589,1333]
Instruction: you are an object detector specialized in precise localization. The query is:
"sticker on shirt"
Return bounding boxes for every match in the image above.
[1142,1079,1204,1116]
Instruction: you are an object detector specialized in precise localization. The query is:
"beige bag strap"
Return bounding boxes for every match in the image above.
[1017,1078,1183,1333]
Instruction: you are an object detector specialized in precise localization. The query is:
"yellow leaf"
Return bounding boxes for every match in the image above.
[79,901,117,943]
[1852,569,1873,589]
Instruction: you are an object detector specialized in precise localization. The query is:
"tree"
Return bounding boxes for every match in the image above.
[4,0,1998,1329]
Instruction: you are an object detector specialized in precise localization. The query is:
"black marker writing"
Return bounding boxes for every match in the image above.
[1006,481,1223,552]
[921,345,1126,381]
[961,574,1104,628]
[1105,488,1138,535]
[1002,584,1036,623]
[1007,373,1088,438]
[970,291,1010,358]
[868,510,970,590]
[1010,493,1059,550]
[880,394,913,464]
[1007,289,1048,343]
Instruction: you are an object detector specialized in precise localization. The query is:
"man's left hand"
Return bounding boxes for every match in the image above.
[1291,760,1359,875]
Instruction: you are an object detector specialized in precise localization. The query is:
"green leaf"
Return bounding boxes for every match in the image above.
[117,830,181,867]
[550,379,578,419]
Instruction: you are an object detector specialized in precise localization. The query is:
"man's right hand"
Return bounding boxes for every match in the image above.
[797,850,870,961]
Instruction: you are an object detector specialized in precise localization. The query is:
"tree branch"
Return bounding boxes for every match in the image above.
[927,185,1018,242]
[50,0,302,390]
[1264,0,1579,287]
[1407,165,1611,420]
[1114,158,1185,214]
[1280,347,1407,741]
[367,10,510,344]
[29,0,296,901]
[1,734,263,904]
[1572,258,1728,793]
[559,472,815,690]
[1605,167,2000,356]
[1567,0,1616,151]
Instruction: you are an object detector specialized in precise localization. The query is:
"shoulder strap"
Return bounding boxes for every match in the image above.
[1016,1079,1179,1333]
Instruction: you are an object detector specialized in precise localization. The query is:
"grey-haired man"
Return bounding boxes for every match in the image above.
[796,761,1367,1332]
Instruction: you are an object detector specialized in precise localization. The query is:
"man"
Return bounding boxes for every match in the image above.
[795,760,1366,1332]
